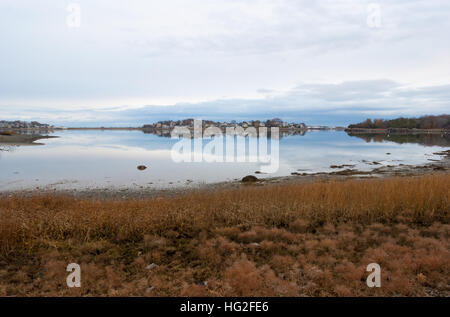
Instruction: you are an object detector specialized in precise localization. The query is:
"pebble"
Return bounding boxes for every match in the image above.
[146,263,158,270]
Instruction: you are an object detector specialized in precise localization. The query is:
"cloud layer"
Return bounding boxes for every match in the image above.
[0,0,449,124]
[1,80,448,126]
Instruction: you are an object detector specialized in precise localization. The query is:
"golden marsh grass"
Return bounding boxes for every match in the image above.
[0,174,449,296]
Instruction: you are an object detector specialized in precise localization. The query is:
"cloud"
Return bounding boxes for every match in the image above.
[1,80,448,126]
[0,1,449,122]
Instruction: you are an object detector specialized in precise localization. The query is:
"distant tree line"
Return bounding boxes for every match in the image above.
[348,115,450,130]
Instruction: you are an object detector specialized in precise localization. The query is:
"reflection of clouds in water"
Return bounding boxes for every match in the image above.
[0,144,16,158]
[1,130,449,190]
[48,130,178,151]
[275,132,447,173]
[12,145,173,160]
[0,144,15,151]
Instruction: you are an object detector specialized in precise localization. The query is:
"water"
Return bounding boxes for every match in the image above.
[0,130,448,191]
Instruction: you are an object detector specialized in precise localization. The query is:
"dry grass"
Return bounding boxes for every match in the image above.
[0,174,449,296]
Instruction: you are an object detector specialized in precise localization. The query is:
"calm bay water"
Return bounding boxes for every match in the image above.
[0,130,448,191]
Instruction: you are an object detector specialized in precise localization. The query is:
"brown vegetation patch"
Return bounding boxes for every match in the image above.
[0,174,449,296]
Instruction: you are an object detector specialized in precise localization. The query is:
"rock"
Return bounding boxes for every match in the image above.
[146,263,158,270]
[433,150,450,157]
[241,175,258,183]
[330,169,372,176]
[137,165,147,171]
[330,164,356,169]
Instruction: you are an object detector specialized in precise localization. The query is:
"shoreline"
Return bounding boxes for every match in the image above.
[2,150,449,200]
[6,127,448,132]
[0,133,58,144]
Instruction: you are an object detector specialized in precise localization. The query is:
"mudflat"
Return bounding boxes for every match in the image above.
[0,133,58,144]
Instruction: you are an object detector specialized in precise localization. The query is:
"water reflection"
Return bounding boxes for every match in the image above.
[0,130,448,191]
[142,128,306,138]
[346,132,450,147]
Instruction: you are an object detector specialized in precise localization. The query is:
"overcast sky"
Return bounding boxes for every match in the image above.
[0,0,449,126]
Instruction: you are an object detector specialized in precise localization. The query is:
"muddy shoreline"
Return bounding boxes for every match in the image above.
[2,150,449,200]
[0,133,58,144]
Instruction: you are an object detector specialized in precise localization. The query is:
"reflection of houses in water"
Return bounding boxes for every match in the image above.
[0,144,16,160]
[141,119,308,139]
[142,127,306,139]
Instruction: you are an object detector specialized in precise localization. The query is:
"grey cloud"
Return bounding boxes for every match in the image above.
[0,0,449,122]
[1,80,448,127]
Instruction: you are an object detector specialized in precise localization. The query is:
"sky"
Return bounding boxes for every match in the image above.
[0,0,449,126]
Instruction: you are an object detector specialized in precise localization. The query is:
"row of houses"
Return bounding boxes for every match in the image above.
[143,118,307,130]
[0,120,55,130]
